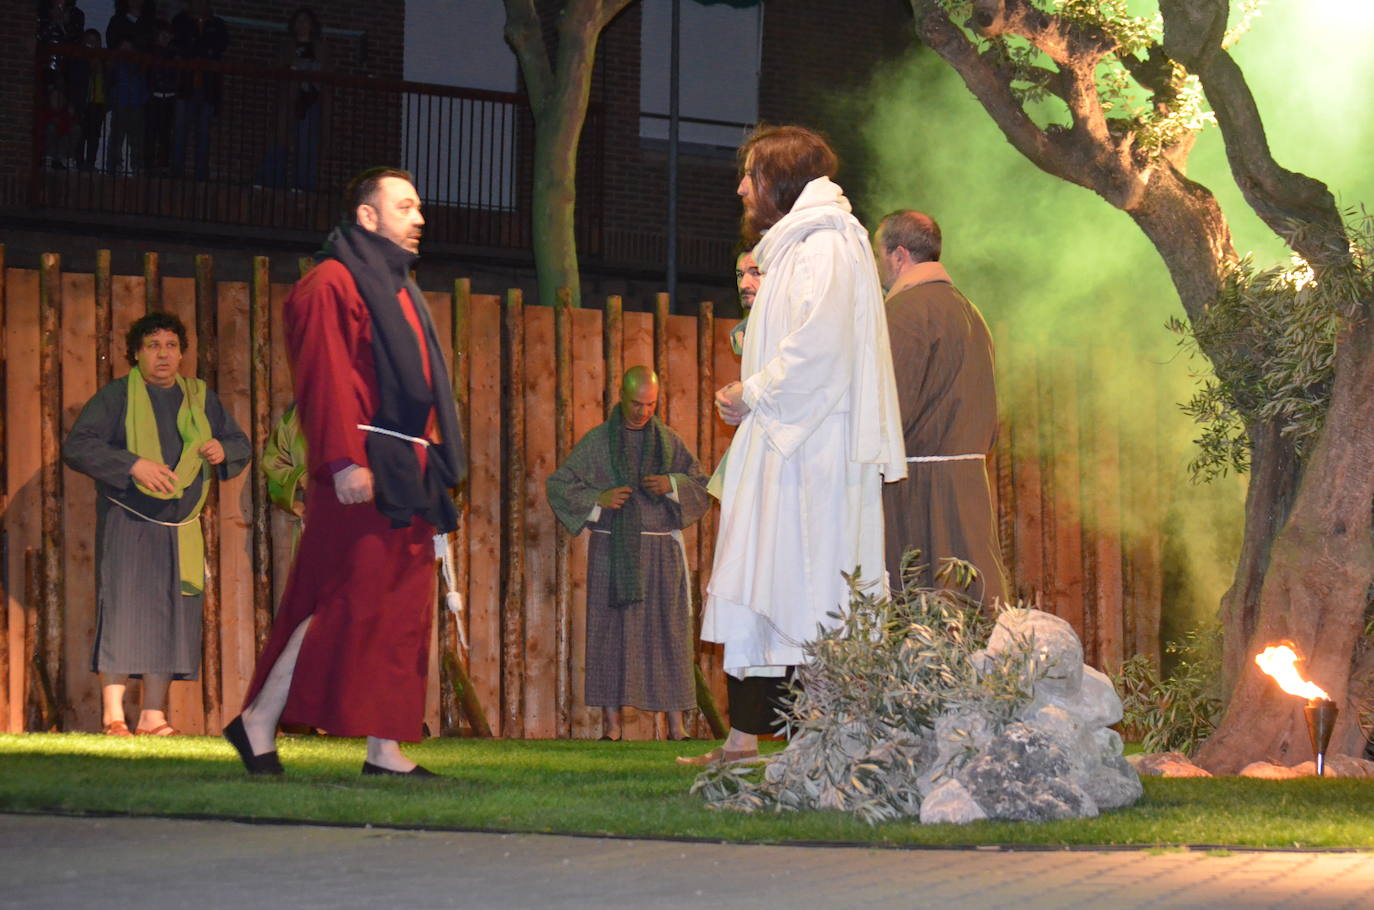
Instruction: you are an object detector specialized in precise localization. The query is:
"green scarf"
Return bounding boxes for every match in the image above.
[124,366,213,595]
[606,407,674,609]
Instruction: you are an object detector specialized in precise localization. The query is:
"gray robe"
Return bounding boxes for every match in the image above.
[63,376,251,677]
[546,419,711,711]
[883,270,1008,605]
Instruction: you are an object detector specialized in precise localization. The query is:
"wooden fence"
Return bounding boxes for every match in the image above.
[0,247,1165,738]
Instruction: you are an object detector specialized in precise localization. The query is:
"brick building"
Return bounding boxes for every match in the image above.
[2,0,914,310]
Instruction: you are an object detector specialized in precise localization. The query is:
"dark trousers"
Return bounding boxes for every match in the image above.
[726,669,795,736]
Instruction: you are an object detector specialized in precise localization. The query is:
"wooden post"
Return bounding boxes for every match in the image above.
[24,549,46,730]
[249,257,273,655]
[143,252,161,313]
[94,251,113,387]
[0,243,7,727]
[38,254,65,730]
[693,300,726,738]
[653,292,670,426]
[499,289,526,738]
[553,287,574,738]
[441,277,490,738]
[603,296,623,414]
[194,254,222,729]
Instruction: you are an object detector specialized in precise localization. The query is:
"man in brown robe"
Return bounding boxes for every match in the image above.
[875,210,1008,605]
[546,367,711,741]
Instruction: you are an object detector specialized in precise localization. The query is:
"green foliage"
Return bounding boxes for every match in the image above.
[1113,625,1224,755]
[1168,211,1374,480]
[692,560,1044,824]
[933,0,1223,159]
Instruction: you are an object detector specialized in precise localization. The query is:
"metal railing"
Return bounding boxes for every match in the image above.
[30,44,604,255]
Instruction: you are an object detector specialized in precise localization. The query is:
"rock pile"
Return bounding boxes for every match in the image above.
[918,609,1142,823]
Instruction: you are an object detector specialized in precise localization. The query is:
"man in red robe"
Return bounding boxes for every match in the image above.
[224,167,466,777]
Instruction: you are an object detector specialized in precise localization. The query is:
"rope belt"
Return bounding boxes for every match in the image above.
[906,453,986,463]
[357,424,430,447]
[590,528,691,610]
[105,495,201,527]
[590,529,676,536]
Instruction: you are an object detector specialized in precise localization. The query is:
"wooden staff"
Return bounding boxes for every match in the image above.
[446,279,490,737]
[653,292,670,425]
[499,288,526,738]
[693,300,726,738]
[194,254,222,729]
[0,243,8,728]
[143,252,160,313]
[249,257,273,655]
[553,287,574,738]
[94,251,113,387]
[38,254,65,730]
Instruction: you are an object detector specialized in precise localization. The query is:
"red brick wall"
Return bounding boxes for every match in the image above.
[0,11,36,186]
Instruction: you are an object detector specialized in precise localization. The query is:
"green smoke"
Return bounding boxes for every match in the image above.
[843,2,1374,650]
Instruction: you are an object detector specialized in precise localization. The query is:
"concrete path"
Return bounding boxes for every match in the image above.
[2,813,1371,910]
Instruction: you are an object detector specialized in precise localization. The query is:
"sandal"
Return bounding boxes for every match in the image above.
[134,723,181,736]
[102,721,133,736]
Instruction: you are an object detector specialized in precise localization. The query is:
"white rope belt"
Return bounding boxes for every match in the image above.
[105,495,201,527]
[590,529,676,536]
[906,453,985,463]
[357,424,430,447]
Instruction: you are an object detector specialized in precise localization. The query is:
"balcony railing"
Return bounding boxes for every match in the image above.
[30,44,604,256]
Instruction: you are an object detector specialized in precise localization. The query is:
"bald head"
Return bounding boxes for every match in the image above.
[619,366,660,429]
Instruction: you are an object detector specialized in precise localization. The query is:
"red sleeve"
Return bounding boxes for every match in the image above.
[283,260,372,480]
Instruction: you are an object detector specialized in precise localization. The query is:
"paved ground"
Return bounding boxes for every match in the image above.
[2,813,1372,910]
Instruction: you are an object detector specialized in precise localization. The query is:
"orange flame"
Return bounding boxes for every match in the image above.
[1255,645,1330,701]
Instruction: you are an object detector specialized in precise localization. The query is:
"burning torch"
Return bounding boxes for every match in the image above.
[1255,644,1337,776]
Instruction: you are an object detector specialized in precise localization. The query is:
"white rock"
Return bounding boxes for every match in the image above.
[919,779,988,825]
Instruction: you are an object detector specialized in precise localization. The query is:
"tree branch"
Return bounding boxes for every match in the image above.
[504,0,554,115]
[1159,0,1345,261]
[913,1,1142,208]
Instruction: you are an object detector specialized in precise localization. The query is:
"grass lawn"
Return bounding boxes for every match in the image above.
[1,733,1372,850]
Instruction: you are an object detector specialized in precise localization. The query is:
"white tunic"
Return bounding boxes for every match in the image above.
[702,177,907,678]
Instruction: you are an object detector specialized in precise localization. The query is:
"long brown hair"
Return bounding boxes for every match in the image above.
[738,125,839,242]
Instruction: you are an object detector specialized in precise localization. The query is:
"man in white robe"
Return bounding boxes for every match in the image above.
[681,125,906,766]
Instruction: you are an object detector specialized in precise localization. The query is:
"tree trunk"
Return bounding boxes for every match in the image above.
[531,114,583,309]
[1194,321,1374,773]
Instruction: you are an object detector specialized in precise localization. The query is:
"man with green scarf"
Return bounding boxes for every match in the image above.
[64,312,251,736]
[547,367,712,741]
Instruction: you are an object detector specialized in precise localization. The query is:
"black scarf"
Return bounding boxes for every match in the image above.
[606,407,673,608]
[318,222,466,532]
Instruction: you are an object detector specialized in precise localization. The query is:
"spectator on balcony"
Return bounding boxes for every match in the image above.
[38,0,85,88]
[145,19,178,173]
[105,0,154,54]
[38,82,81,170]
[67,28,106,171]
[105,30,148,175]
[171,0,228,181]
[258,6,329,191]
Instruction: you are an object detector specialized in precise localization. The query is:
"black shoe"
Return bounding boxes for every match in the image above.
[361,760,440,778]
[222,715,284,776]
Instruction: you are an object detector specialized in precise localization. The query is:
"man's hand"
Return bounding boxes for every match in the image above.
[334,464,375,504]
[714,381,749,426]
[642,474,672,496]
[198,438,225,465]
[597,486,633,509]
[130,457,179,495]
